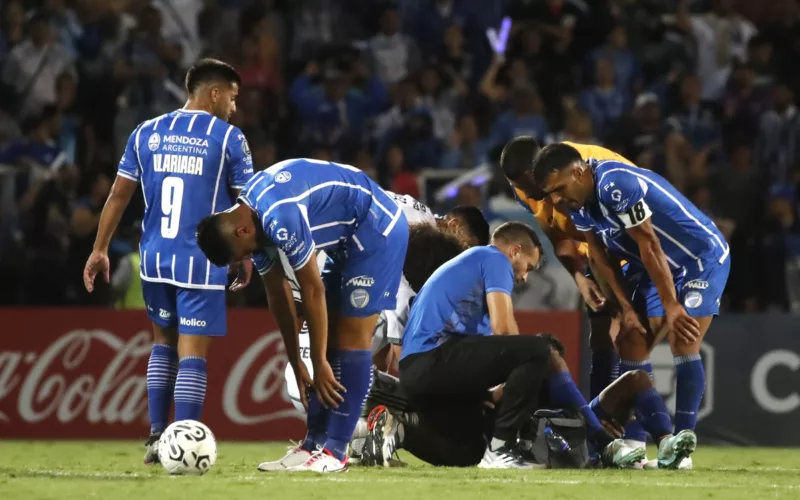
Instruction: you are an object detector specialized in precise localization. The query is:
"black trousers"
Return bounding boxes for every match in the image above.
[400,334,551,447]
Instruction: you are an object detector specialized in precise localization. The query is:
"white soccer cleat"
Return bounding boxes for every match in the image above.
[657,430,697,470]
[602,439,647,469]
[290,449,348,473]
[257,445,313,472]
[478,445,538,470]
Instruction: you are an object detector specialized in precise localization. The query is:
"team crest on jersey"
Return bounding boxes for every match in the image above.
[148,133,160,151]
[241,138,251,156]
[350,289,370,309]
[275,171,292,183]
[684,291,703,308]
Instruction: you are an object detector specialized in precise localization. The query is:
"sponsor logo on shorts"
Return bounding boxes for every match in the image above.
[685,279,709,290]
[148,133,160,151]
[684,291,703,308]
[275,171,291,183]
[345,275,375,288]
[180,317,207,328]
[159,309,171,320]
[350,289,370,309]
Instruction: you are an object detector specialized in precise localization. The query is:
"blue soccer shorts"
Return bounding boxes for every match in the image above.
[142,281,227,336]
[626,256,731,318]
[322,212,409,318]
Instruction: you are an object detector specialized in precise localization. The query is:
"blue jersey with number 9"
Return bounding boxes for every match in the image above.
[117,109,253,290]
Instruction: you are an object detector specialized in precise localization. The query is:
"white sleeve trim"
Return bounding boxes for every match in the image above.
[291,243,317,271]
[117,171,139,182]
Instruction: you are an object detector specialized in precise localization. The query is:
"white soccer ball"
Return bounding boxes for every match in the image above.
[158,420,217,475]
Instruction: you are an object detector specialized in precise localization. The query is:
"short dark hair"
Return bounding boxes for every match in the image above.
[531,143,583,189]
[536,333,566,357]
[403,224,466,293]
[185,58,242,95]
[446,206,490,245]
[500,136,541,181]
[492,221,541,250]
[196,214,233,266]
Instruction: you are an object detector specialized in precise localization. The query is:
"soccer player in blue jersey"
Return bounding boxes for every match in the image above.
[531,143,731,468]
[195,159,409,472]
[83,59,253,465]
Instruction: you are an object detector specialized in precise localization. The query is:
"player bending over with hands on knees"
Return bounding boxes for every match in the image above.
[531,143,730,468]
[83,59,254,465]
[197,159,408,472]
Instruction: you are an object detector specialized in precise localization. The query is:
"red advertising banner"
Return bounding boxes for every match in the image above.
[0,309,580,440]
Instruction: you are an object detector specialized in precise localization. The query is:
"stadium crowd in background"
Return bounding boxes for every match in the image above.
[1,0,800,313]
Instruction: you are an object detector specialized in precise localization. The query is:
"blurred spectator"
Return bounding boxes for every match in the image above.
[237,34,281,94]
[441,114,489,169]
[289,0,358,63]
[756,84,800,185]
[373,77,421,140]
[417,66,458,140]
[153,0,204,69]
[761,185,800,311]
[368,4,421,86]
[722,63,770,147]
[112,4,183,131]
[435,24,473,87]
[55,71,79,164]
[489,85,548,148]
[666,75,722,152]
[385,145,420,198]
[578,58,629,140]
[680,0,757,101]
[379,109,444,172]
[746,34,777,89]
[17,161,80,305]
[1,13,76,119]
[586,24,640,94]
[0,1,26,62]
[290,59,388,157]
[37,0,83,60]
[406,0,471,55]
[68,172,112,305]
[510,0,580,59]
[111,222,144,309]
[608,92,666,171]
[546,105,599,145]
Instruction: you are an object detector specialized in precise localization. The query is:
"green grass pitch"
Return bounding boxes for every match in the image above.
[1,441,798,499]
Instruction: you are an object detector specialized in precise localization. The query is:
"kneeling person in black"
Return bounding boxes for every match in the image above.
[398,222,552,469]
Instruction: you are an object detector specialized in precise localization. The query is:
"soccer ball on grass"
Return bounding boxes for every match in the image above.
[158,420,217,475]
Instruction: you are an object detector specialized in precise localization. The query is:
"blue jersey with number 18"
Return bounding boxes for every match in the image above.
[117,109,253,289]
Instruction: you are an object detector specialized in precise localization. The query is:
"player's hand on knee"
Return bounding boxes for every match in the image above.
[666,304,700,344]
[83,250,110,293]
[617,308,647,343]
[312,360,346,408]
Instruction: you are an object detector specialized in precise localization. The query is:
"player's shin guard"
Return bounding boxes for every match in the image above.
[634,388,673,443]
[590,350,619,400]
[325,350,373,461]
[619,359,652,443]
[674,354,704,432]
[547,371,609,446]
[173,356,207,421]
[146,344,178,433]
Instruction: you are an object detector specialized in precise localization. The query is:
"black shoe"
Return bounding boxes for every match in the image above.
[143,432,161,465]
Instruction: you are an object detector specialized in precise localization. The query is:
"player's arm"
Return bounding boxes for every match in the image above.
[84,128,141,292]
[266,205,344,407]
[226,130,255,291]
[552,236,606,312]
[601,172,700,341]
[484,252,519,335]
[487,292,519,335]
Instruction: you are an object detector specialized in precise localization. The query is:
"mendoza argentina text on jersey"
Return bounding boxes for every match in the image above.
[569,159,729,272]
[117,109,253,289]
[238,158,404,274]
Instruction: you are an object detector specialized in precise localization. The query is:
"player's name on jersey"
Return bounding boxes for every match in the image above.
[153,153,204,176]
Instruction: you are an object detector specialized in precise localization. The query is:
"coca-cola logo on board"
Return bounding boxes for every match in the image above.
[223,331,304,425]
[0,329,151,424]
